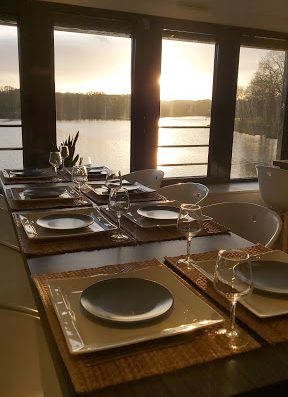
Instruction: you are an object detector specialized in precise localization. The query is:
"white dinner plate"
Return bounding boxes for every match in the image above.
[80,277,173,323]
[47,264,224,354]
[24,187,66,199]
[36,213,93,230]
[137,205,179,220]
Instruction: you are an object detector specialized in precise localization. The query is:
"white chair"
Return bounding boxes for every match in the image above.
[123,169,164,189]
[256,165,288,212]
[202,202,282,247]
[0,208,19,251]
[0,307,62,397]
[0,244,37,313]
[157,182,209,204]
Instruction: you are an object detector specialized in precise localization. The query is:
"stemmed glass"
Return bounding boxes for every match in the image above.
[105,170,122,190]
[49,151,62,175]
[72,165,88,192]
[213,249,253,345]
[108,187,130,241]
[60,145,69,169]
[177,204,203,266]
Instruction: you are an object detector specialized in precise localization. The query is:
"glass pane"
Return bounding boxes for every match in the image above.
[159,38,215,177]
[0,126,22,148]
[0,150,23,169]
[232,48,284,179]
[0,24,22,160]
[54,30,131,174]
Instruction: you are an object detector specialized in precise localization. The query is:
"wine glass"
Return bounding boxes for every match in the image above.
[72,165,88,191]
[60,145,69,169]
[213,249,253,343]
[49,151,62,175]
[105,170,122,190]
[108,187,130,241]
[177,204,203,266]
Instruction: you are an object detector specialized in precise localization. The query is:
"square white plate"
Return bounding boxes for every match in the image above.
[47,265,224,354]
[18,207,117,239]
[10,185,80,202]
[192,250,288,318]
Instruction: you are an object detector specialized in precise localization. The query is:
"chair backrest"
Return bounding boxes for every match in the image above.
[157,182,209,204]
[0,208,19,251]
[256,165,288,212]
[123,169,164,189]
[202,202,282,247]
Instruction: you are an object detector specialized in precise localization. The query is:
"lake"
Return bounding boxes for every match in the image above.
[0,117,277,178]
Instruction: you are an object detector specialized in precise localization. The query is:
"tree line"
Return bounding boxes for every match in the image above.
[0,50,284,139]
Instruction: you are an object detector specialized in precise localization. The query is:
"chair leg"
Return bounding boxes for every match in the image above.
[282,212,288,253]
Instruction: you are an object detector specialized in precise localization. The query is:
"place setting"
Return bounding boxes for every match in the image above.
[84,169,165,205]
[5,184,94,210]
[0,167,62,184]
[13,206,136,255]
[165,243,288,345]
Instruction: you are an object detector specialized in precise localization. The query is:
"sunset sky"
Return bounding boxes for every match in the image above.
[0,24,274,100]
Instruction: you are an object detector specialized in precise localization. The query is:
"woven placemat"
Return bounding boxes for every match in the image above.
[5,189,94,211]
[0,170,65,185]
[83,185,165,205]
[165,244,288,344]
[12,209,136,257]
[102,207,229,243]
[33,259,259,394]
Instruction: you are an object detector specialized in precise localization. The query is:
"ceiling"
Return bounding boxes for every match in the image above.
[40,0,288,34]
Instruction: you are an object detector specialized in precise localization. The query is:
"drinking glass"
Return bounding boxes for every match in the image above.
[108,187,130,241]
[72,165,88,191]
[105,170,122,190]
[49,151,62,175]
[213,249,252,342]
[60,145,69,168]
[177,204,203,266]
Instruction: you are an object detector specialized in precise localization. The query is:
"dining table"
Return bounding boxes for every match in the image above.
[2,167,288,397]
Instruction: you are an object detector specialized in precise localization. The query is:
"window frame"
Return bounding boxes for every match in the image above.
[1,0,288,183]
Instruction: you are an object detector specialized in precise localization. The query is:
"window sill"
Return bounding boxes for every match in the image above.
[206,181,259,194]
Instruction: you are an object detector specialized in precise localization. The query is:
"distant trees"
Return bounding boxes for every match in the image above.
[235,50,286,138]
[0,86,21,119]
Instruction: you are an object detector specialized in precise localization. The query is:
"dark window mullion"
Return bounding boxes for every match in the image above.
[130,18,162,171]
[208,30,241,182]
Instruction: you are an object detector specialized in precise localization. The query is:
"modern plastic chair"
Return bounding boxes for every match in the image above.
[0,244,37,313]
[0,307,62,397]
[256,165,288,251]
[202,202,282,247]
[256,165,288,212]
[157,182,209,204]
[0,208,19,251]
[123,169,164,189]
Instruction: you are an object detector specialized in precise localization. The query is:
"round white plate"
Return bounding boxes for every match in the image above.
[80,277,173,323]
[137,205,179,220]
[250,260,288,294]
[36,213,93,230]
[24,187,66,199]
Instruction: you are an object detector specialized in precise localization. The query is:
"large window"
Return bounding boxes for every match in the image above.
[231,47,285,179]
[54,29,131,173]
[0,24,22,169]
[158,37,215,178]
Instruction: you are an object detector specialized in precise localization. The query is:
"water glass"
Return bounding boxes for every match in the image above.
[105,170,122,190]
[72,165,88,191]
[213,249,252,344]
[49,151,62,175]
[108,187,129,241]
[177,204,203,266]
[60,145,69,168]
